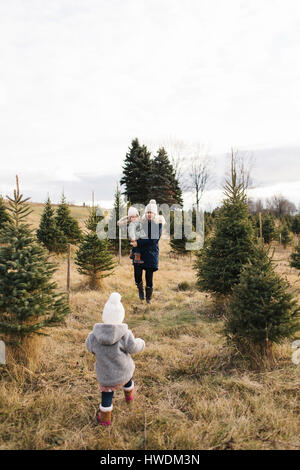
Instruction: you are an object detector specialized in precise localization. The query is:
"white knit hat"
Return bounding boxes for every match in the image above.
[145,199,158,215]
[102,292,125,325]
[128,206,139,218]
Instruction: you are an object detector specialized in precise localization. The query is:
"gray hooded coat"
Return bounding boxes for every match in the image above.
[86,323,145,387]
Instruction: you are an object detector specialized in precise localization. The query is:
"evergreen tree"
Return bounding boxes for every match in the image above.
[120,138,152,205]
[0,177,70,345]
[0,195,10,228]
[281,224,291,248]
[253,211,276,244]
[75,207,116,289]
[194,157,256,296]
[291,215,300,235]
[109,185,130,255]
[55,193,82,244]
[152,147,183,206]
[290,240,300,270]
[37,196,67,253]
[225,245,300,356]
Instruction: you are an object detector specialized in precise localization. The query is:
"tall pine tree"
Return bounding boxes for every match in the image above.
[0,177,70,346]
[75,206,116,289]
[152,147,183,206]
[225,245,300,358]
[37,196,67,253]
[55,192,82,244]
[120,138,152,205]
[194,156,256,297]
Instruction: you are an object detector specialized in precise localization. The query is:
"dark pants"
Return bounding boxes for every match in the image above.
[101,379,133,408]
[134,265,154,288]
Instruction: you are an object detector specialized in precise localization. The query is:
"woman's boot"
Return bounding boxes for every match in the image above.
[145,287,153,304]
[136,281,144,300]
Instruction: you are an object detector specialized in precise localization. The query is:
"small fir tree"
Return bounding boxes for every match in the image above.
[225,245,300,357]
[0,177,70,346]
[0,195,10,228]
[55,192,82,244]
[281,224,292,248]
[37,196,67,253]
[290,240,300,270]
[194,157,256,296]
[75,207,116,289]
[291,215,300,235]
[109,184,131,255]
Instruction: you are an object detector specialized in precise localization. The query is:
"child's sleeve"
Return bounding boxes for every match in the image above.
[86,332,95,354]
[122,330,145,354]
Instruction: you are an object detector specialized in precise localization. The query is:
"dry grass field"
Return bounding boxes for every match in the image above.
[0,204,299,450]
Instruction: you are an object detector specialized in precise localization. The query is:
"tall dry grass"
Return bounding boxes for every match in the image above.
[0,205,299,450]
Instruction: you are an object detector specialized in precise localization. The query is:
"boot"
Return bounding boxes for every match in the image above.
[123,382,135,404]
[136,281,144,300]
[145,286,153,304]
[96,405,112,426]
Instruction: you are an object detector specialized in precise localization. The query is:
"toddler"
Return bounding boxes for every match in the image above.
[86,292,145,426]
[117,206,144,264]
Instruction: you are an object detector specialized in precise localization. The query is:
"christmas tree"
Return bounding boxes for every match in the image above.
[0,177,70,346]
[254,212,276,244]
[37,196,67,253]
[290,240,300,270]
[194,156,256,296]
[55,192,82,244]
[120,138,152,205]
[281,224,291,248]
[225,245,300,357]
[152,147,183,206]
[75,206,116,289]
[109,184,131,255]
[291,215,300,235]
[0,195,10,228]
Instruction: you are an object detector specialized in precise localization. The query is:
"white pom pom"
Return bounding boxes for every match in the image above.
[109,292,121,305]
[149,199,156,204]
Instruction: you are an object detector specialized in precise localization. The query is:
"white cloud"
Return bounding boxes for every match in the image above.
[0,0,300,204]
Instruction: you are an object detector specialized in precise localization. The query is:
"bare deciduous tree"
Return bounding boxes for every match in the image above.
[188,144,211,210]
[266,194,297,217]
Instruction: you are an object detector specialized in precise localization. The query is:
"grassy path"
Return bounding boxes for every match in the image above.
[0,240,299,449]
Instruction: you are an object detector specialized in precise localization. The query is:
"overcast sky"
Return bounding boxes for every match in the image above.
[0,0,300,209]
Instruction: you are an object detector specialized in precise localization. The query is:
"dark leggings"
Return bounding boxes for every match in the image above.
[134,265,154,288]
[101,379,133,408]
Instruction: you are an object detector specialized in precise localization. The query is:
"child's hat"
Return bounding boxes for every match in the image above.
[102,292,125,325]
[145,199,158,215]
[128,206,139,218]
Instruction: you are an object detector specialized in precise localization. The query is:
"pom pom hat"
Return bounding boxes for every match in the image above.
[102,292,125,325]
[145,199,158,215]
[128,206,139,218]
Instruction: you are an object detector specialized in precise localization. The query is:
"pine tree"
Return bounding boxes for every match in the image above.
[120,138,152,205]
[291,215,300,235]
[194,157,256,296]
[253,212,276,244]
[0,195,10,228]
[225,245,300,357]
[37,196,67,253]
[55,193,82,244]
[75,207,116,289]
[109,185,130,255]
[281,224,291,248]
[0,177,70,346]
[152,147,183,206]
[290,240,300,270]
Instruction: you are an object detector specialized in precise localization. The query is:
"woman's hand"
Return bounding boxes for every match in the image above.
[131,240,138,247]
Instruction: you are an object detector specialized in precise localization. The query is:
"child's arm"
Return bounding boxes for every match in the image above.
[122,330,145,354]
[86,332,95,354]
[117,215,129,226]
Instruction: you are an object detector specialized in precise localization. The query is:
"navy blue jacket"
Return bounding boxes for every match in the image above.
[133,220,162,270]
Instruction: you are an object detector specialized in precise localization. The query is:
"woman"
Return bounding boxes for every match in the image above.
[131,199,163,303]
